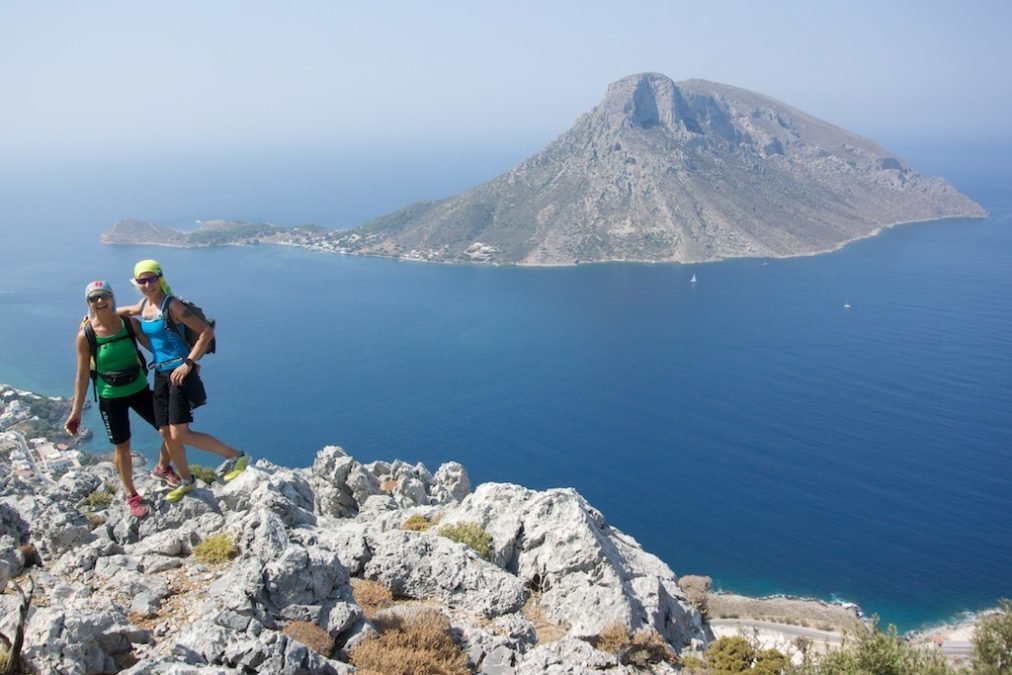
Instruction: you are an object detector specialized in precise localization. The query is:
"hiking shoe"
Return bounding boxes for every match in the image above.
[220,452,250,483]
[127,494,148,518]
[165,479,195,503]
[151,464,182,488]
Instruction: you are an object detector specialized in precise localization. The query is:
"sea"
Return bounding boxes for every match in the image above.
[0,141,1009,633]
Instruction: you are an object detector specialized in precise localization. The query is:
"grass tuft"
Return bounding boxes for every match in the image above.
[189,465,219,485]
[437,521,491,559]
[192,533,238,564]
[82,488,114,509]
[401,513,432,531]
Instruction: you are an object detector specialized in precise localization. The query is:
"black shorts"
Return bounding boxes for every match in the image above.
[98,388,158,445]
[153,368,207,428]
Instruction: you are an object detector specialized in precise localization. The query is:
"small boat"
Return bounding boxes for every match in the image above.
[690,273,697,284]
[843,300,851,309]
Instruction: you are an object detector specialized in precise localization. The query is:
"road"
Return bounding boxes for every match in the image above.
[709,618,844,645]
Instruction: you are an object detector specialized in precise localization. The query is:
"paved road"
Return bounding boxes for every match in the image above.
[709,618,844,644]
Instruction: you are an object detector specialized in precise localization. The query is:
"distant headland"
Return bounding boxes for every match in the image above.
[101,73,986,265]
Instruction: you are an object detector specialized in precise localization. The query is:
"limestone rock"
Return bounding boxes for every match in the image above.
[0,444,714,672]
[452,483,705,646]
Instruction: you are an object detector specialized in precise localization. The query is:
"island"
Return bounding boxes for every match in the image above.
[101,73,986,266]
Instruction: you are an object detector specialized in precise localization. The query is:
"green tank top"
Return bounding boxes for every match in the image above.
[96,322,148,399]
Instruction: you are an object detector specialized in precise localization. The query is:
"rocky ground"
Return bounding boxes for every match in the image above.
[1,445,989,673]
[0,446,711,674]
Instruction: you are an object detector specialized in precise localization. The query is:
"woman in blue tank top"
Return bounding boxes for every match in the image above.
[119,259,250,500]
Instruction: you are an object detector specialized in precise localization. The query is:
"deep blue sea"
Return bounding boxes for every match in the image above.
[0,142,1009,632]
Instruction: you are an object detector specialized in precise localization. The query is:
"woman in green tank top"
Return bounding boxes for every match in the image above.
[65,281,187,518]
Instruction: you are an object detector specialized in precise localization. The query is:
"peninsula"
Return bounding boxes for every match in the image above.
[101,74,986,266]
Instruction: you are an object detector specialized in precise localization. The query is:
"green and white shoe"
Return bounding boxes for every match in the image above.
[221,452,250,482]
[165,479,195,503]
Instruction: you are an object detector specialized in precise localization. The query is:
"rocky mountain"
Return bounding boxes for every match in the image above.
[330,73,985,265]
[0,446,709,673]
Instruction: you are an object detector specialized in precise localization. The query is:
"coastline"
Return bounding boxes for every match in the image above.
[101,211,989,268]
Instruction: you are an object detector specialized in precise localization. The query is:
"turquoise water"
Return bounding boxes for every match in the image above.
[0,145,1009,632]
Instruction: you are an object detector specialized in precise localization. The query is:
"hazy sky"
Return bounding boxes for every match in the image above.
[3,0,1010,161]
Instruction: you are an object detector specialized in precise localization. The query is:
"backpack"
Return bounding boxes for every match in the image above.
[158,295,217,355]
[82,317,148,401]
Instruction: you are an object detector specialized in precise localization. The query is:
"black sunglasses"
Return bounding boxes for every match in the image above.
[87,293,112,303]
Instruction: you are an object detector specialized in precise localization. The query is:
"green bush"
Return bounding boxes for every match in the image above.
[706,635,755,673]
[437,521,491,560]
[974,598,1012,674]
[752,648,789,675]
[192,533,239,564]
[803,616,954,675]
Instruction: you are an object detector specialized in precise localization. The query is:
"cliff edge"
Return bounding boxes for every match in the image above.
[0,446,708,673]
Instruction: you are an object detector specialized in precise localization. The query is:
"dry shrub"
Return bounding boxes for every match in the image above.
[18,544,42,568]
[349,609,470,675]
[351,578,394,618]
[595,622,630,654]
[679,574,712,620]
[283,620,334,657]
[593,622,680,668]
[401,513,431,531]
[522,594,568,644]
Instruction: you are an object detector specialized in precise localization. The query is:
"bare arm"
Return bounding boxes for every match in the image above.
[129,316,153,353]
[65,331,91,433]
[168,298,213,385]
[169,298,214,362]
[117,300,144,317]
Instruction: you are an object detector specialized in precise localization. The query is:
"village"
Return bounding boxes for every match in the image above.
[0,383,84,481]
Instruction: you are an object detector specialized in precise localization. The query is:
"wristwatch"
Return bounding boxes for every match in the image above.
[184,358,195,367]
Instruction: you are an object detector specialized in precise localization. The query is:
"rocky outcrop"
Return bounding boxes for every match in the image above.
[0,446,704,673]
[331,73,986,265]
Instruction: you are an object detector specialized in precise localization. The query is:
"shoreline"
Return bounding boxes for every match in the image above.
[101,212,989,268]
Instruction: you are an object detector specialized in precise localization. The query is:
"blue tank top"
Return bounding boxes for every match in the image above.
[140,299,190,372]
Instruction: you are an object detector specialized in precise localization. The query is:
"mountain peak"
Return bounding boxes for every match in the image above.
[329,74,985,265]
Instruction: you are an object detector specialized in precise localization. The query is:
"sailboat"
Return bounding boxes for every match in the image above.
[690,273,697,284]
[843,300,851,309]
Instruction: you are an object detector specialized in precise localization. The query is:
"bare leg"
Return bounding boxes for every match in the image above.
[156,441,169,467]
[159,428,192,482]
[113,441,138,496]
[155,440,173,472]
[168,423,240,460]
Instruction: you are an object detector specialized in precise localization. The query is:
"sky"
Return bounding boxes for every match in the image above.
[3,0,1011,165]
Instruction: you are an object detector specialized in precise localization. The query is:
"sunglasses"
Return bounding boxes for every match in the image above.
[87,293,112,303]
[134,276,160,286]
